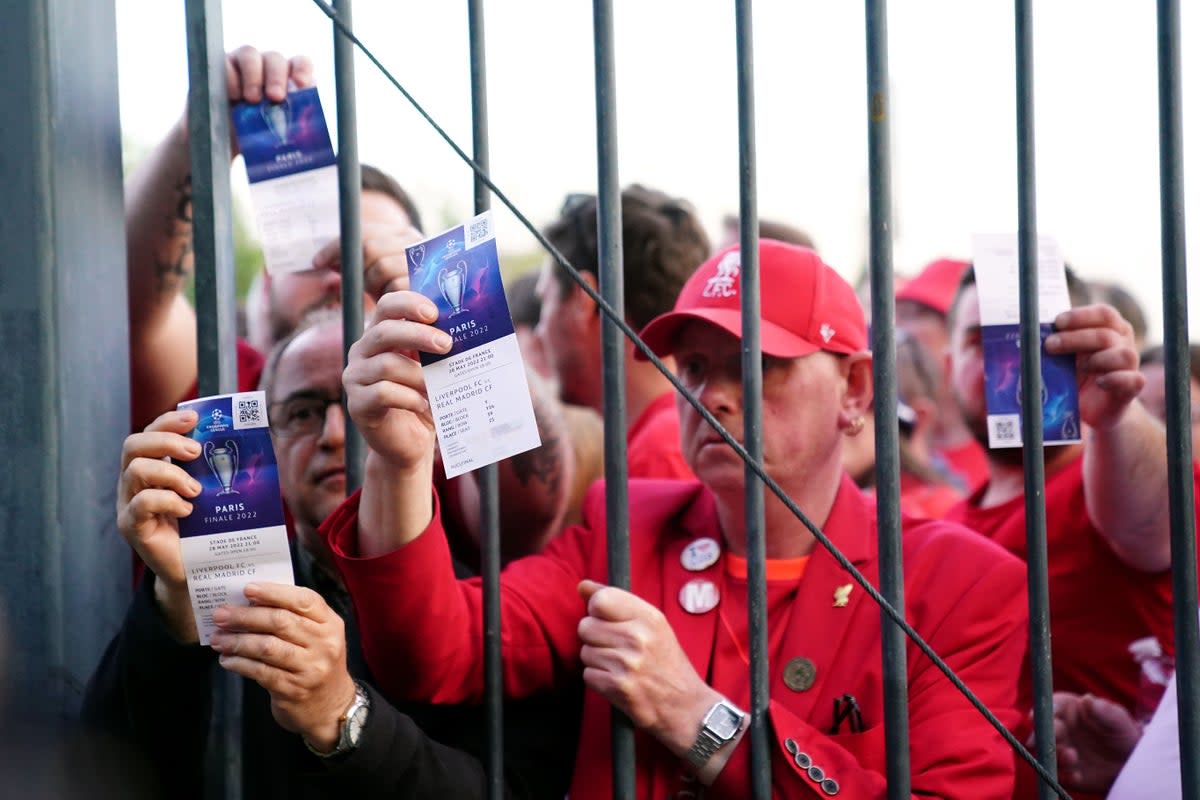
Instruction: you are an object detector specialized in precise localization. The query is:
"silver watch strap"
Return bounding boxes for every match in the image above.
[685,727,724,769]
[305,681,370,759]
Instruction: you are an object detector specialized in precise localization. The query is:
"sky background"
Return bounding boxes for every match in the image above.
[115,1,1198,342]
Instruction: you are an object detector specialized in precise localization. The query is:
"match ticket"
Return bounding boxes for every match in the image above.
[176,391,294,645]
[232,86,339,274]
[972,234,1081,449]
[406,211,541,478]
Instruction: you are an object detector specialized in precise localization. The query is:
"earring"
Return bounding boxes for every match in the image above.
[847,417,865,436]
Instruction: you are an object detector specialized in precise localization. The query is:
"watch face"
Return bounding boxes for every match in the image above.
[706,704,742,739]
[346,703,369,746]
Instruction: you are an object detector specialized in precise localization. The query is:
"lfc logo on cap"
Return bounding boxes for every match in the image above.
[679,579,720,614]
[819,323,836,343]
[681,537,721,571]
[702,251,740,299]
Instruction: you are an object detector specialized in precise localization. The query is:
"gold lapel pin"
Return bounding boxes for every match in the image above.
[833,583,853,608]
[783,656,817,692]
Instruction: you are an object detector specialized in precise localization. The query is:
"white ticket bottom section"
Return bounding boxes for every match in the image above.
[425,333,542,479]
[180,524,294,646]
[987,414,1080,449]
[248,165,340,275]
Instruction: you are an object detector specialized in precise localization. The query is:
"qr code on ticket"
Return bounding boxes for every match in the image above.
[988,414,1021,447]
[234,393,267,429]
[466,214,491,247]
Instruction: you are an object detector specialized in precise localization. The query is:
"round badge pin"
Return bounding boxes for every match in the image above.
[681,536,721,572]
[678,579,720,615]
[783,656,817,692]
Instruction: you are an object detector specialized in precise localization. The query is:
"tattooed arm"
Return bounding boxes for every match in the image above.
[449,367,574,562]
[126,121,200,432]
[126,48,314,432]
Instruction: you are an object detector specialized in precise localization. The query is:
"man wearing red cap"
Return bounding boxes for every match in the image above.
[944,267,1200,799]
[320,240,1029,797]
[895,258,990,491]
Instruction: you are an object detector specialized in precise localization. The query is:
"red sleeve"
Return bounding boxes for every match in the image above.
[709,537,1026,799]
[320,488,597,705]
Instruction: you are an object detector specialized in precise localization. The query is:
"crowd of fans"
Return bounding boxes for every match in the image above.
[70,47,1200,798]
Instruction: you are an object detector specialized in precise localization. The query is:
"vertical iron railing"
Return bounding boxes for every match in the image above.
[1014,2,1057,796]
[732,2,769,798]
[864,2,911,796]
[186,0,236,398]
[1156,1,1200,797]
[332,0,365,492]
[467,2,505,797]
[591,1,634,796]
[183,0,242,798]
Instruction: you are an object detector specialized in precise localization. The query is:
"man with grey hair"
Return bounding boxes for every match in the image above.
[84,310,578,799]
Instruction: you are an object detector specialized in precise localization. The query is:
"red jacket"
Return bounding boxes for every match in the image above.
[323,475,1028,798]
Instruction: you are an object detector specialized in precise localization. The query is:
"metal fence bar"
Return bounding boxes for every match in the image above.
[590,0,634,795]
[732,1,769,797]
[466,2,505,797]
[864,2,911,796]
[183,0,242,797]
[332,0,365,493]
[1013,2,1058,796]
[1155,2,1200,797]
[185,0,236,398]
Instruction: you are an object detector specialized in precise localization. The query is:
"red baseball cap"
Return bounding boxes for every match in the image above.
[637,240,867,359]
[894,257,969,316]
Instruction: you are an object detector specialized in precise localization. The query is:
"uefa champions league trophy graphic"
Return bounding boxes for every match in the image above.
[204,440,241,496]
[261,98,293,146]
[409,243,426,272]
[438,260,470,317]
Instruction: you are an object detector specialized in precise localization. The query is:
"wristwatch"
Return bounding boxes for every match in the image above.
[306,681,371,759]
[685,699,746,770]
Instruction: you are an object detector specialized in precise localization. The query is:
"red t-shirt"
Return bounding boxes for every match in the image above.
[625,392,694,480]
[939,438,990,493]
[947,453,1189,716]
[899,474,962,520]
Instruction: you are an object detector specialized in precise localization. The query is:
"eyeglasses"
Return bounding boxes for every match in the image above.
[269,392,345,438]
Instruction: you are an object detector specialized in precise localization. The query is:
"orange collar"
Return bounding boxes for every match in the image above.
[725,552,810,582]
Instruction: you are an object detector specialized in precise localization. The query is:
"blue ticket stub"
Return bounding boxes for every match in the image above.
[177,392,286,537]
[406,211,540,478]
[981,323,1081,447]
[232,87,340,274]
[406,214,517,366]
[232,86,336,183]
[973,234,1081,448]
[176,391,294,644]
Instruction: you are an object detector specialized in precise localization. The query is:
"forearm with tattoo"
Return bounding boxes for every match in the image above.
[155,175,194,296]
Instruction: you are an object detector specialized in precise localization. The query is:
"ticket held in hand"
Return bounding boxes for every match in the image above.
[176,391,294,645]
[405,211,541,478]
[232,86,339,275]
[972,233,1082,449]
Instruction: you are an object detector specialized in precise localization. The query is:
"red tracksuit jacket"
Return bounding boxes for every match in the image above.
[323,476,1028,798]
